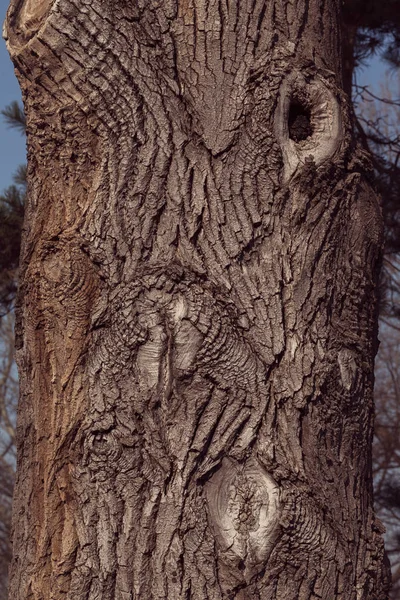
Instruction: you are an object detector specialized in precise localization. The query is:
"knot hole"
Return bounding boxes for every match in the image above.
[288,100,313,142]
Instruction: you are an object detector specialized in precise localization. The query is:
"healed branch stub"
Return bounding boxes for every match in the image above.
[5,0,390,598]
[275,71,343,183]
[205,458,280,583]
[5,0,54,42]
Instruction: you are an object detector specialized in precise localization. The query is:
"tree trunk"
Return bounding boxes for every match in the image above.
[5,0,390,598]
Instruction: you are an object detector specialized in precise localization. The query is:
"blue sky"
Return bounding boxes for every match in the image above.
[0,4,391,194]
[0,0,25,194]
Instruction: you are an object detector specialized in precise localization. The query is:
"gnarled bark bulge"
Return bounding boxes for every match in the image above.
[4,0,390,598]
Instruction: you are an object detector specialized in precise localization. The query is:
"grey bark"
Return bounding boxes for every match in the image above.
[4,0,390,598]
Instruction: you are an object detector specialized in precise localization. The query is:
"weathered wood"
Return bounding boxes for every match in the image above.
[5,0,390,598]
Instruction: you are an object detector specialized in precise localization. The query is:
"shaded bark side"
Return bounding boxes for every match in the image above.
[5,0,390,598]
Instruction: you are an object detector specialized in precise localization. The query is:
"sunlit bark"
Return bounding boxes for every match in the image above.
[5,0,390,598]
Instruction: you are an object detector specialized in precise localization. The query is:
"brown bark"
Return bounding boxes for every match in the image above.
[5,0,390,598]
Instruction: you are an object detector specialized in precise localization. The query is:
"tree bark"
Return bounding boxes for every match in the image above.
[5,0,390,598]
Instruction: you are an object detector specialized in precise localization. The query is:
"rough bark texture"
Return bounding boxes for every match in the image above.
[5,0,390,598]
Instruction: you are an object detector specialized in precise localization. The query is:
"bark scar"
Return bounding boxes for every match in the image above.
[338,348,358,391]
[205,457,280,580]
[9,0,55,41]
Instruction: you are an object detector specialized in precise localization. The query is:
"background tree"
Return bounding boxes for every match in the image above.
[353,75,400,600]
[374,324,400,599]
[353,79,400,316]
[341,18,400,597]
[0,313,17,600]
[0,101,25,599]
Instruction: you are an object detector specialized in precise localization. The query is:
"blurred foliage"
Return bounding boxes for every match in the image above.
[0,183,25,316]
[1,102,26,135]
[343,0,400,68]
[0,104,26,317]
